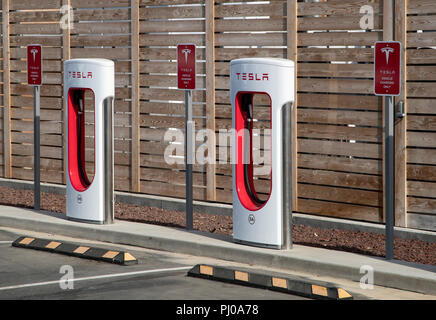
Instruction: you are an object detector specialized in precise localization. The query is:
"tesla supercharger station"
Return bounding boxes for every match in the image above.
[65,59,115,224]
[231,58,294,249]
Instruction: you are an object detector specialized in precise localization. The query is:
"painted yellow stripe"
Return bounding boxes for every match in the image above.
[312,285,328,296]
[45,241,61,249]
[102,251,120,259]
[199,265,213,276]
[234,271,249,282]
[19,237,35,245]
[73,246,90,254]
[338,288,352,299]
[272,277,287,289]
[123,252,136,262]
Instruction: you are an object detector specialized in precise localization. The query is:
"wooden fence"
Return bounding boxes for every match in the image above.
[0,0,435,231]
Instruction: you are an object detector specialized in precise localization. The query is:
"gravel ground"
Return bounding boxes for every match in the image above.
[0,186,435,266]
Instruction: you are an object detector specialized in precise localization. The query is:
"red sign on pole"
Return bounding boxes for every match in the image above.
[27,44,43,86]
[177,44,196,90]
[374,41,401,96]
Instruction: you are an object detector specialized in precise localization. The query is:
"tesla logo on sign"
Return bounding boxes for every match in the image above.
[30,48,39,61]
[374,41,401,96]
[381,47,394,64]
[27,45,43,86]
[181,48,191,64]
[177,44,196,90]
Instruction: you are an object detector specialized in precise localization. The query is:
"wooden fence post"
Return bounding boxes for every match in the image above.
[394,0,407,227]
[131,0,140,193]
[62,0,71,184]
[206,0,216,201]
[2,0,11,179]
[287,0,298,212]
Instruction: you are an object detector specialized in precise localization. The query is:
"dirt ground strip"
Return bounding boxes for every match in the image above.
[0,186,434,266]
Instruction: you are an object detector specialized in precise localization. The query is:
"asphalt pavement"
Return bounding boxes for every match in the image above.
[0,229,305,300]
[0,204,435,299]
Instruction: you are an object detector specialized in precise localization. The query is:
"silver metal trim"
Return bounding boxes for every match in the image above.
[281,101,293,250]
[67,216,104,225]
[233,238,282,250]
[103,96,114,224]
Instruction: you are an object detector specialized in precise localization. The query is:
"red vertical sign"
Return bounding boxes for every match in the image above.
[177,44,196,90]
[374,41,401,96]
[27,44,43,86]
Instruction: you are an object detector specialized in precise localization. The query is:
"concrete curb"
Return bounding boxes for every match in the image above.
[188,264,353,300]
[12,235,138,265]
[0,206,435,295]
[0,178,435,243]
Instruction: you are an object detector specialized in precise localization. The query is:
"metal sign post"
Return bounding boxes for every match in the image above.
[374,41,401,260]
[384,95,395,260]
[282,101,293,250]
[185,90,194,230]
[177,44,196,230]
[27,44,43,211]
[34,85,41,211]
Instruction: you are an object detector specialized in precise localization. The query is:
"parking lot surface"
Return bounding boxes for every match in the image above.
[0,228,307,301]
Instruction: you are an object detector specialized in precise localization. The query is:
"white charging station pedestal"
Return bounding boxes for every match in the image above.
[65,59,115,224]
[231,58,294,249]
